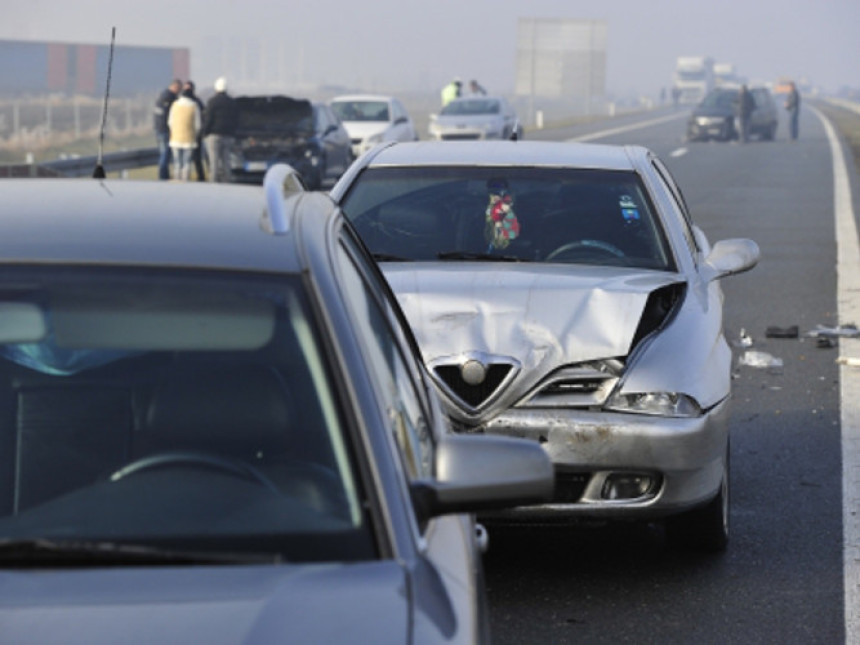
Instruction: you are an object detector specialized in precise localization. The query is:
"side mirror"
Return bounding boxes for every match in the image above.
[701,238,760,282]
[410,434,554,519]
[393,116,407,125]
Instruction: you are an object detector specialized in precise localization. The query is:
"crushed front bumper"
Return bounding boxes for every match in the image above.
[477,398,729,521]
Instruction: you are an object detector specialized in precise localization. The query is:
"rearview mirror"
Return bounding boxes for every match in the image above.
[702,238,760,282]
[410,434,554,519]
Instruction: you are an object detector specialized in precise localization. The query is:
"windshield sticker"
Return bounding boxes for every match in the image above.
[621,208,640,222]
[619,195,637,209]
[484,178,520,251]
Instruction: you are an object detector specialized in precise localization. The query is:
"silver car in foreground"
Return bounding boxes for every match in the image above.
[0,166,553,643]
[332,141,760,552]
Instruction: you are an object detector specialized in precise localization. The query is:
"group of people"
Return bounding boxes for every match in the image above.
[440,78,487,107]
[153,76,239,182]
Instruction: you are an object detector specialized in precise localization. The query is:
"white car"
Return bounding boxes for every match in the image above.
[428,96,523,141]
[329,94,418,157]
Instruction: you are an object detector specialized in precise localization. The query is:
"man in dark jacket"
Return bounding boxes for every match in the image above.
[154,79,181,180]
[183,80,206,181]
[202,77,239,183]
[737,84,755,143]
[785,82,800,141]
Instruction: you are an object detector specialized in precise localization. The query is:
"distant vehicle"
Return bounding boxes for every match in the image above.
[713,62,741,87]
[0,167,553,643]
[227,96,353,190]
[428,96,523,141]
[687,86,778,142]
[773,77,794,95]
[673,56,715,105]
[329,94,418,158]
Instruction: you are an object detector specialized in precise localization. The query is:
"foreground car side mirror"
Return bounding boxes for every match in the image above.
[410,434,554,519]
[701,238,760,282]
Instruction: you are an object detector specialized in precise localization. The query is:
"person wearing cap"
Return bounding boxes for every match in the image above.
[202,77,239,183]
[441,78,462,107]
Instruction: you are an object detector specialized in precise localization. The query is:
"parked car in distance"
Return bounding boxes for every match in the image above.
[687,85,778,142]
[227,95,353,189]
[332,140,760,553]
[428,96,523,141]
[329,94,419,158]
[0,167,553,643]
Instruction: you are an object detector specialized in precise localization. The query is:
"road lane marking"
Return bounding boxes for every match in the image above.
[566,112,688,143]
[812,104,860,645]
[670,147,688,158]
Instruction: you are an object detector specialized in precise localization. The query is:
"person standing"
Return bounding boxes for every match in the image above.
[736,84,755,143]
[154,79,181,180]
[183,80,206,181]
[440,78,462,107]
[785,81,801,141]
[167,86,202,181]
[203,77,239,183]
[469,79,487,96]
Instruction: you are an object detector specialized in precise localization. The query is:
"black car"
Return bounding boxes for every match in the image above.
[227,96,353,189]
[687,86,779,142]
[0,167,552,642]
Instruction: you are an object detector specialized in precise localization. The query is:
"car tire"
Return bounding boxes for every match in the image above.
[664,445,730,553]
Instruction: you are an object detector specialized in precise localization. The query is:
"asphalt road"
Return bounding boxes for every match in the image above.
[483,104,857,644]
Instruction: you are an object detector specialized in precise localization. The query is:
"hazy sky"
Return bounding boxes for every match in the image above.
[2,0,857,97]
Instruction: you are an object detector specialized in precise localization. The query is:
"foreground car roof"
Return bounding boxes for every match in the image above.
[0,179,305,273]
[352,140,639,172]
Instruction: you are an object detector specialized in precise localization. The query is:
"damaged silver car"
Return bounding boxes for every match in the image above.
[331,141,759,552]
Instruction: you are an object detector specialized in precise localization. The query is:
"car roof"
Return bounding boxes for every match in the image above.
[0,178,330,273]
[358,141,639,172]
[330,95,394,103]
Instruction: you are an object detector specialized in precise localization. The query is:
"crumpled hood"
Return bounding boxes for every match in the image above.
[0,561,409,644]
[382,263,680,372]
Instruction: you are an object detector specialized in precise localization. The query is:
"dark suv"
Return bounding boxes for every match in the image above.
[687,86,779,142]
[227,96,353,189]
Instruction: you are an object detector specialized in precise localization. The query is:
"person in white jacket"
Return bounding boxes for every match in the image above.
[167,87,202,181]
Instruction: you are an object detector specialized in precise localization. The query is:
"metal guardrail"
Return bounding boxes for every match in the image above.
[0,147,158,178]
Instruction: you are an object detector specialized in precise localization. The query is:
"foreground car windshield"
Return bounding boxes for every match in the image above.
[0,269,371,563]
[341,166,674,270]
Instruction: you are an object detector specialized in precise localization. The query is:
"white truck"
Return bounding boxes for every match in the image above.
[713,62,740,87]
[673,56,714,104]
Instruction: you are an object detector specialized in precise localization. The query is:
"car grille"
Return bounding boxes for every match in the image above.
[553,471,590,503]
[433,363,513,409]
[521,362,622,408]
[440,133,480,141]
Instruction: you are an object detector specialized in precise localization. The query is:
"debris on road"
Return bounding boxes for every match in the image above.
[738,350,784,370]
[765,325,799,338]
[806,323,860,339]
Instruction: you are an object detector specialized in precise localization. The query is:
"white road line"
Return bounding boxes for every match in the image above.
[811,105,860,645]
[670,147,688,158]
[567,112,688,143]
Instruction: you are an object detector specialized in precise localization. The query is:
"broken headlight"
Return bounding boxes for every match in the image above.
[604,392,702,417]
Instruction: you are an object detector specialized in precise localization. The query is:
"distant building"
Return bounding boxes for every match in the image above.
[515,18,607,109]
[0,39,190,98]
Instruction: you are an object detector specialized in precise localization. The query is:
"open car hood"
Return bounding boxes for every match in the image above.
[382,263,681,369]
[235,96,313,137]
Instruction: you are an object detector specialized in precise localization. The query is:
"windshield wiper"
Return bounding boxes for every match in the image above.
[371,253,413,262]
[437,251,522,262]
[0,538,282,568]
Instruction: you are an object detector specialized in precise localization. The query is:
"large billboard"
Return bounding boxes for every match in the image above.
[515,19,607,104]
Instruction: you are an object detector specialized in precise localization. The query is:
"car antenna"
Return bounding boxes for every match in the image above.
[92,26,116,179]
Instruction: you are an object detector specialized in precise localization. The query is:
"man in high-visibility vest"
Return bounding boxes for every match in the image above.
[441,78,462,107]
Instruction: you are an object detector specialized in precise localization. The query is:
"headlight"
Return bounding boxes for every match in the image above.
[604,392,702,417]
[695,116,723,126]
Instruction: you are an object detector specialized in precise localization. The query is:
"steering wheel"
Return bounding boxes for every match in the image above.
[109,451,280,494]
[545,239,626,262]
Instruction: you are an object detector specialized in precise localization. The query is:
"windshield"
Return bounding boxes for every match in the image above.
[331,100,390,122]
[701,89,738,108]
[341,166,673,270]
[0,269,373,564]
[440,99,500,116]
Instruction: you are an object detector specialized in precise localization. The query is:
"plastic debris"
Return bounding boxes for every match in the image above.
[806,323,860,339]
[816,337,837,349]
[738,350,784,369]
[735,328,754,348]
[765,325,799,339]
